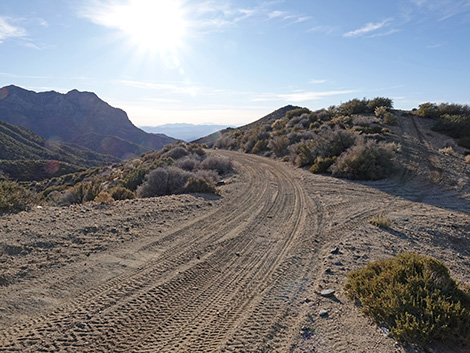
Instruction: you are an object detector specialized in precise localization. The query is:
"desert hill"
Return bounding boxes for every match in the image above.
[0,120,119,180]
[0,85,175,159]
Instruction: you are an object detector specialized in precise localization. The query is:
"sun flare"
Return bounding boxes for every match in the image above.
[89,0,188,55]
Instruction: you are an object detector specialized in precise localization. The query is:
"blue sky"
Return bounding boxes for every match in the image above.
[1,0,470,126]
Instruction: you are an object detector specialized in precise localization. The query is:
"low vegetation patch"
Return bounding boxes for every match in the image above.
[345,253,470,348]
[369,212,392,228]
[0,180,32,213]
[213,97,398,181]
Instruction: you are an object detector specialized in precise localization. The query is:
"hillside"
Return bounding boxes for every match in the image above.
[206,98,470,186]
[0,120,119,180]
[0,85,175,159]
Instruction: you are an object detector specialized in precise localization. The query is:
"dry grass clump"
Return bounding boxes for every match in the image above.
[438,146,454,155]
[465,155,470,164]
[345,253,470,348]
[369,212,392,228]
[94,191,113,204]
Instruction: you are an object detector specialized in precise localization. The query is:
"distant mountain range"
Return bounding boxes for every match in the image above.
[140,123,232,142]
[0,85,175,159]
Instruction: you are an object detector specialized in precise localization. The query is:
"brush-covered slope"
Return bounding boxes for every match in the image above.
[0,85,175,159]
[0,120,119,180]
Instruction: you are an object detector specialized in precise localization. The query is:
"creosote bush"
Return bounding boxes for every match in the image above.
[0,181,32,213]
[184,177,219,195]
[345,253,470,348]
[330,140,396,180]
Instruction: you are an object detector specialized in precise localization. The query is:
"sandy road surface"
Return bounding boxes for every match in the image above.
[1,147,469,352]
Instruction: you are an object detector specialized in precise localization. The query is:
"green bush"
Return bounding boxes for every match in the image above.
[285,108,310,120]
[252,139,268,154]
[123,167,149,191]
[383,112,398,126]
[67,181,103,204]
[417,102,440,119]
[0,181,32,212]
[367,97,393,112]
[433,114,470,139]
[184,177,218,194]
[309,157,336,174]
[330,140,396,180]
[109,186,135,200]
[345,253,470,347]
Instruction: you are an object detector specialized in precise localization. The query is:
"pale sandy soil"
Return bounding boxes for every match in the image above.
[0,114,469,352]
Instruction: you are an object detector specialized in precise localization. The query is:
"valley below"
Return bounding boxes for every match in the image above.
[0,116,469,352]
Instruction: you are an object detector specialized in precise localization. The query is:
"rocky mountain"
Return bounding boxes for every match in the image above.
[0,85,175,159]
[0,120,119,180]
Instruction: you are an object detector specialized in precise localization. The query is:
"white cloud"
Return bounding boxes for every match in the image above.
[278,90,356,102]
[409,0,470,21]
[253,89,356,103]
[309,79,327,84]
[0,17,27,43]
[307,25,337,35]
[343,19,392,37]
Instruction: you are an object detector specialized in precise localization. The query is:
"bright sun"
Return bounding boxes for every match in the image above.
[93,0,188,55]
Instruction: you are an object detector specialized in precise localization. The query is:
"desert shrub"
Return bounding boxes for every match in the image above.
[417,102,440,119]
[330,140,396,180]
[136,166,194,198]
[285,108,310,120]
[199,156,233,175]
[437,103,470,117]
[367,97,393,112]
[187,143,205,157]
[466,155,470,164]
[309,157,336,174]
[268,135,289,157]
[337,98,368,115]
[352,115,377,127]
[0,181,32,212]
[344,253,470,347]
[176,156,200,171]
[369,212,392,228]
[162,146,188,160]
[252,139,268,154]
[375,106,388,118]
[67,181,103,204]
[195,169,220,184]
[459,137,470,149]
[294,142,315,167]
[94,191,113,204]
[438,146,454,155]
[123,167,149,191]
[184,177,218,194]
[109,186,135,200]
[315,128,357,158]
[433,114,470,139]
[383,112,398,126]
[271,119,285,130]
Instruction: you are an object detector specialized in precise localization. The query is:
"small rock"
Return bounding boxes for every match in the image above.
[320,289,335,297]
[304,298,311,303]
[76,322,87,329]
[319,309,328,317]
[330,247,339,254]
[325,268,332,274]
[333,261,343,266]
[235,252,241,257]
[381,327,390,337]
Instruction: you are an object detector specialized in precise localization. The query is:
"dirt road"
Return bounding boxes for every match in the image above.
[1,147,469,352]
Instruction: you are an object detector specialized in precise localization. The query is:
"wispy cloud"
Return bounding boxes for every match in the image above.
[309,79,327,84]
[307,25,338,35]
[409,0,470,21]
[267,9,311,25]
[0,17,27,44]
[253,89,356,103]
[343,19,392,37]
